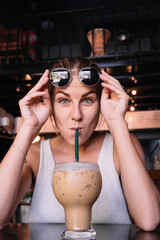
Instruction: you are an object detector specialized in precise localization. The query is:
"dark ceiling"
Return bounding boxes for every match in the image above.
[0,0,139,16]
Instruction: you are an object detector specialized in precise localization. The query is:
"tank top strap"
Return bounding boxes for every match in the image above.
[39,139,55,171]
[98,132,114,167]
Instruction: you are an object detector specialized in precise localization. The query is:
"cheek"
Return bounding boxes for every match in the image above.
[53,106,70,130]
[93,104,100,123]
[53,111,63,126]
[85,103,100,124]
[52,105,62,128]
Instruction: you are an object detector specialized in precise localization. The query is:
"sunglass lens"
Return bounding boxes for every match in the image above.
[80,68,100,86]
[50,69,70,87]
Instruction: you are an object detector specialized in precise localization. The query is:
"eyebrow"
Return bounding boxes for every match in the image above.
[55,90,97,98]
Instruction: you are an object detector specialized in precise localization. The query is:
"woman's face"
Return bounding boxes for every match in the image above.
[52,71,100,146]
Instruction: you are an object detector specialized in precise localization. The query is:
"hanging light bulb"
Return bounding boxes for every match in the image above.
[131,89,137,95]
[127,65,132,73]
[134,79,138,84]
[130,106,135,111]
[131,76,138,84]
[16,86,21,92]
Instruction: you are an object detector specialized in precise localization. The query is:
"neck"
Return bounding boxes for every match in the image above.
[52,131,103,164]
[58,132,97,156]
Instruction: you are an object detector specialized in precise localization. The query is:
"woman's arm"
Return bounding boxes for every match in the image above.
[113,121,160,231]
[0,139,40,230]
[0,70,50,229]
[100,70,160,231]
[0,124,34,229]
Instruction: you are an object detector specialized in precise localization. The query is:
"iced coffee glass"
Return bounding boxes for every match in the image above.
[52,162,102,239]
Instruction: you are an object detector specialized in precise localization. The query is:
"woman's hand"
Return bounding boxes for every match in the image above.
[100,70,129,129]
[19,69,51,131]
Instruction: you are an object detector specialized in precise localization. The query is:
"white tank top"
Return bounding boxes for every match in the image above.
[29,133,131,224]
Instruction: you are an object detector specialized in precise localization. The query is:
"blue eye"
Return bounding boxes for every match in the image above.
[59,99,69,104]
[83,98,93,104]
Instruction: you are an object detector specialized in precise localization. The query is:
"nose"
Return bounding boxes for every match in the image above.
[71,103,82,121]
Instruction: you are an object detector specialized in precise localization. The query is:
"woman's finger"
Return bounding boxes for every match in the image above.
[100,71,123,91]
[101,82,128,100]
[101,70,121,86]
[28,69,49,94]
[101,87,110,99]
[19,91,46,106]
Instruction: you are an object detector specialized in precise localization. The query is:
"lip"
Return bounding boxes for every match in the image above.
[69,128,83,133]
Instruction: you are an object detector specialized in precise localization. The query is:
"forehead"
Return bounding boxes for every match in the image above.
[53,74,98,95]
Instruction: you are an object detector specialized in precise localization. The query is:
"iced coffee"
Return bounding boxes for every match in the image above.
[52,162,102,239]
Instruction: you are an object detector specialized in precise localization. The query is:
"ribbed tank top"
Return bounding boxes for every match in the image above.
[29,133,131,224]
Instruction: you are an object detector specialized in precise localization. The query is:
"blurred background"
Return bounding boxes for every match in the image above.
[0,1,160,217]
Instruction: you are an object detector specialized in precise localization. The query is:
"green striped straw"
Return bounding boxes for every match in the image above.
[75,129,79,162]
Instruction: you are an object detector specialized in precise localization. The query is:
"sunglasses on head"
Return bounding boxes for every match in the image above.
[49,67,101,88]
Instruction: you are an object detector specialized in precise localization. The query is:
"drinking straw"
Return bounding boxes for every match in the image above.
[75,129,79,162]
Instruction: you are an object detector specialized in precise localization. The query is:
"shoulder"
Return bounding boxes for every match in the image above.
[27,141,40,163]
[113,132,145,175]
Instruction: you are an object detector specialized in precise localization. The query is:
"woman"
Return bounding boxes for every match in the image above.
[0,57,159,230]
